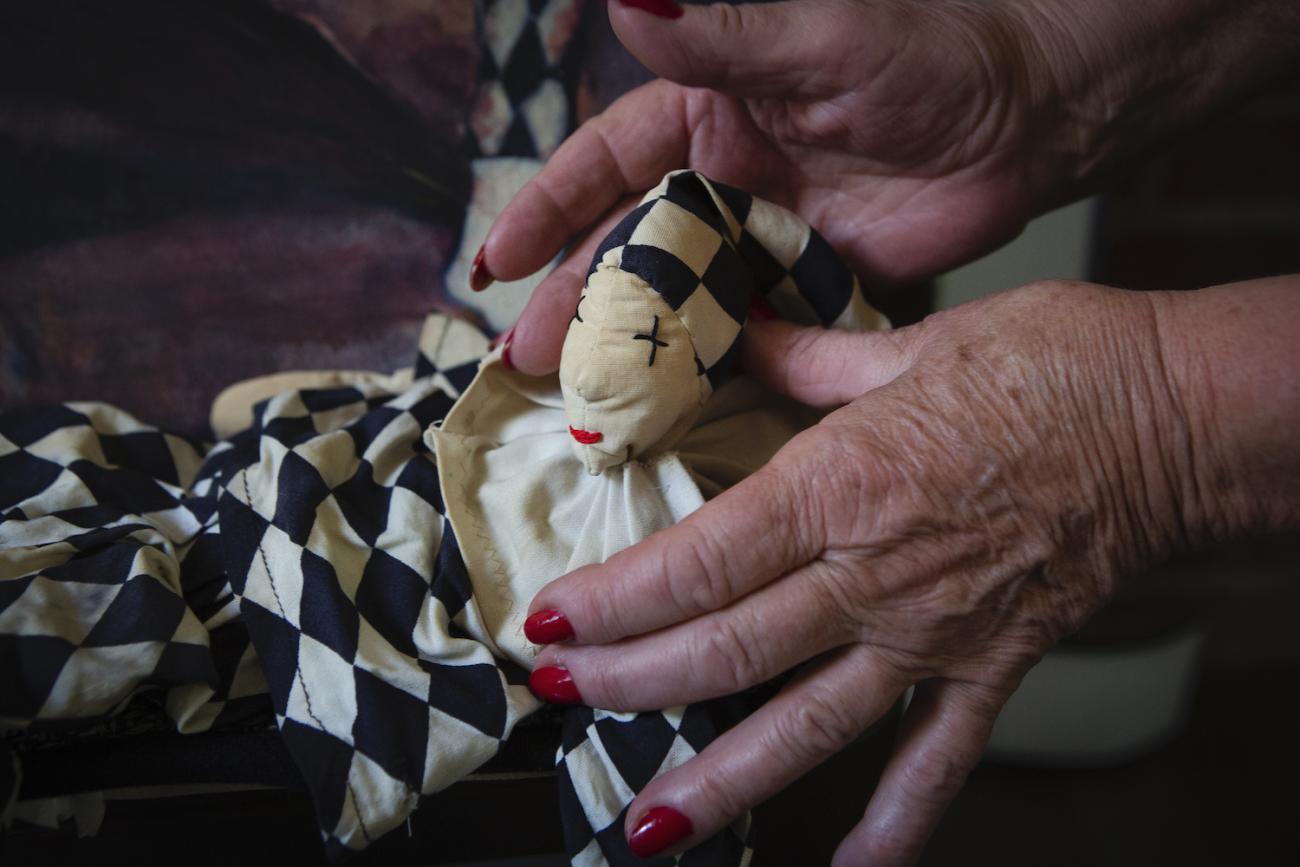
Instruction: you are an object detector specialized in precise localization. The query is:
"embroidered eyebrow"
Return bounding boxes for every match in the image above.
[632,315,669,366]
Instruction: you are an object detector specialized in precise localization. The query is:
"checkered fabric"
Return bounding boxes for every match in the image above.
[1,314,757,865]
[558,703,755,866]
[587,170,889,390]
[215,318,536,857]
[470,0,587,160]
[0,402,265,734]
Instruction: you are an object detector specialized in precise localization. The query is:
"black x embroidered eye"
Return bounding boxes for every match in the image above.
[633,315,669,366]
[571,295,585,324]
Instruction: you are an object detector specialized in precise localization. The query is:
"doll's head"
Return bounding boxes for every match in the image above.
[559,257,711,475]
[557,170,888,475]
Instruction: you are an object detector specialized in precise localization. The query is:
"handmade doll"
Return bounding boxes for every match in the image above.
[430,170,889,669]
[559,170,888,475]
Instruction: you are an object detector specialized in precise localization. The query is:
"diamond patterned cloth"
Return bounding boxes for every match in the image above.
[558,703,754,867]
[1,314,753,864]
[589,170,890,391]
[0,402,264,734]
[471,0,587,160]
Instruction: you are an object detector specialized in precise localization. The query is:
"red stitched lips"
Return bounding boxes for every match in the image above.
[569,426,603,445]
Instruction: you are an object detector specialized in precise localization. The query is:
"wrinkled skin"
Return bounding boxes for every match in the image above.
[481,0,1297,378]
[529,280,1246,864]
[478,1,1300,863]
[484,0,1065,375]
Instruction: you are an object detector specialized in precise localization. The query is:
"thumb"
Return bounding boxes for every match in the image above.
[741,319,915,408]
[609,0,851,98]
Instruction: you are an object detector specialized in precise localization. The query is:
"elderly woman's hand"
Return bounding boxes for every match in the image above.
[521,277,1300,864]
[474,0,1300,376]
[479,0,1065,373]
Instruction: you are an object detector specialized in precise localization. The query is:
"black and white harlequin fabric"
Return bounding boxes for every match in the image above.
[470,0,587,160]
[1,315,753,865]
[588,170,889,390]
[557,703,755,867]
[0,402,265,734]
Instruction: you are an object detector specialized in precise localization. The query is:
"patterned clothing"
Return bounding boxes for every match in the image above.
[1,315,752,864]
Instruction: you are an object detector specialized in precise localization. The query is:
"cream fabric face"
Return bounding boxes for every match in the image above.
[426,356,815,668]
[559,264,705,475]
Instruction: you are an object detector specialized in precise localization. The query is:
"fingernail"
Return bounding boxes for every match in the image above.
[525,609,575,644]
[470,245,494,292]
[501,328,516,371]
[616,0,684,20]
[749,295,778,322]
[628,806,693,858]
[529,666,582,704]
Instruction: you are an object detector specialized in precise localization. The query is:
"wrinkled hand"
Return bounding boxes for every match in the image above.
[526,282,1216,864]
[480,0,1068,373]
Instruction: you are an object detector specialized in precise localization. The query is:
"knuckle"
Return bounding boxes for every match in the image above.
[666,522,738,616]
[691,759,750,821]
[700,617,766,693]
[758,450,827,550]
[710,2,750,45]
[808,558,877,635]
[776,430,877,545]
[588,578,639,642]
[773,688,861,766]
[698,2,775,85]
[582,657,634,710]
[561,586,599,636]
[779,329,852,403]
[900,747,974,806]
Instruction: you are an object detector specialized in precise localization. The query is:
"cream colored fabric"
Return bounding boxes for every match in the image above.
[210,369,414,440]
[209,315,490,439]
[560,265,706,475]
[426,352,817,669]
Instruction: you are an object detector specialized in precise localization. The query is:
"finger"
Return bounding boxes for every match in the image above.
[528,455,827,645]
[533,558,856,710]
[741,319,916,408]
[831,679,1002,867]
[610,0,852,98]
[622,646,903,857]
[479,81,689,286]
[506,198,638,375]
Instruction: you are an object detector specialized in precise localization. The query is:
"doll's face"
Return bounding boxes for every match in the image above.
[559,267,704,475]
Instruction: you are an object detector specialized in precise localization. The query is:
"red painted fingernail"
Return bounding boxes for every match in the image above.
[529,666,582,704]
[628,806,693,858]
[501,328,516,371]
[616,0,684,19]
[470,245,494,292]
[525,610,575,644]
[749,295,778,322]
